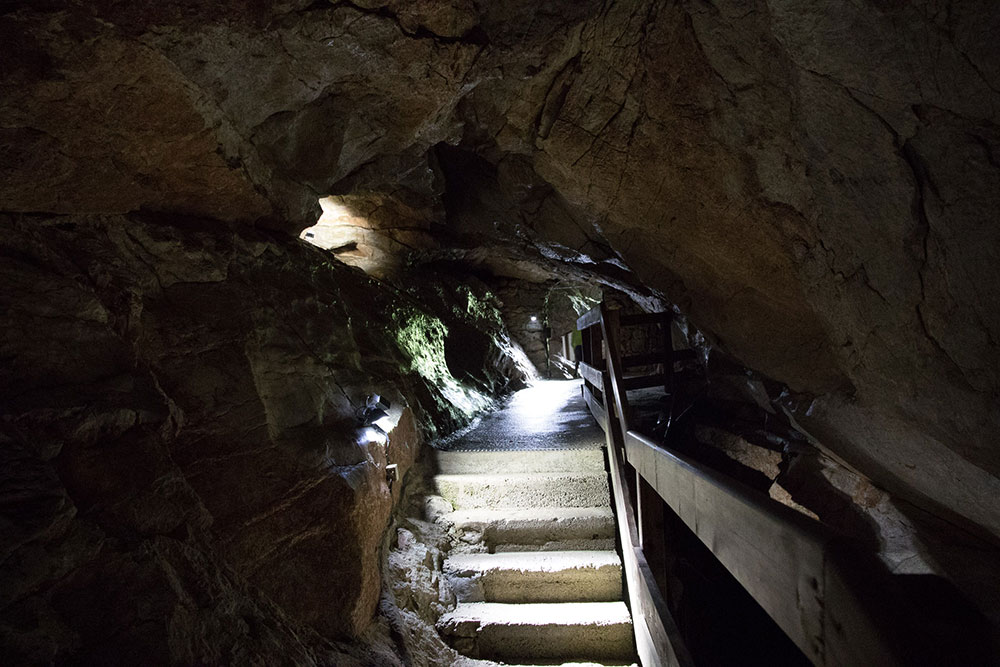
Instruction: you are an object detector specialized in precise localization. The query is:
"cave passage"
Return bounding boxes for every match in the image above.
[2,1,999,665]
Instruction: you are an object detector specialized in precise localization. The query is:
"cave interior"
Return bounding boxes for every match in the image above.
[1,0,999,665]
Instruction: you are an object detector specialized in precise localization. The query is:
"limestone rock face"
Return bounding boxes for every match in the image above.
[0,11,273,222]
[455,1,999,541]
[475,1,1000,539]
[0,213,525,662]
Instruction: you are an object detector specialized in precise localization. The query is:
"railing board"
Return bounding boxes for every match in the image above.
[577,305,603,331]
[563,305,904,667]
[598,305,695,667]
[619,349,700,368]
[621,351,668,367]
[583,385,608,432]
[606,420,692,667]
[625,430,900,667]
[623,374,670,391]
[578,361,605,389]
[600,305,631,430]
[631,547,690,667]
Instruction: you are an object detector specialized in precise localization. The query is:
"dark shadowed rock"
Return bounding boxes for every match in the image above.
[0,213,526,661]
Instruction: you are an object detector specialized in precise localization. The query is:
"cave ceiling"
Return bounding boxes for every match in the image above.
[2,0,999,538]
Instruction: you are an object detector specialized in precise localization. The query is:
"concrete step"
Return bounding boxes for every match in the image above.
[445,507,616,551]
[492,539,617,553]
[434,472,610,510]
[495,663,637,667]
[445,550,623,603]
[434,449,606,475]
[438,601,634,662]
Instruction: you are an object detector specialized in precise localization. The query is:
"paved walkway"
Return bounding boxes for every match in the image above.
[438,380,605,451]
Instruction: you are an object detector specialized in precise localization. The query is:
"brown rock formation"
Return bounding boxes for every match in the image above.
[0,214,527,661]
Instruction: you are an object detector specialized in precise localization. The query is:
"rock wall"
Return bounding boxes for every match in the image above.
[468,0,1000,539]
[0,213,527,662]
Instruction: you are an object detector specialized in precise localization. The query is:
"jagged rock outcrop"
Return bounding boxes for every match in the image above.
[0,213,528,662]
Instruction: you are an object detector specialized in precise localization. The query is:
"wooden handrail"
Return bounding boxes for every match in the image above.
[624,431,898,665]
[577,361,605,389]
[622,373,671,391]
[570,303,904,667]
[577,304,604,330]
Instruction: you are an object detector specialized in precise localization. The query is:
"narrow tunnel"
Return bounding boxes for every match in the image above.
[1,1,999,665]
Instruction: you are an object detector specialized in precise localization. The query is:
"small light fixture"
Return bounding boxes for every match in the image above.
[359,394,392,422]
[530,315,538,322]
[359,394,393,443]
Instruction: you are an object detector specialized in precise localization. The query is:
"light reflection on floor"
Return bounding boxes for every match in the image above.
[439,379,604,452]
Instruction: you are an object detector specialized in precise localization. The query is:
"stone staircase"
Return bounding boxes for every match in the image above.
[433,449,637,666]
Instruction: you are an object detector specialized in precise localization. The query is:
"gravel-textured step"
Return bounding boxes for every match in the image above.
[445,507,616,550]
[500,663,637,667]
[434,449,606,475]
[445,550,622,603]
[499,662,637,667]
[492,538,617,553]
[437,601,635,662]
[435,472,610,509]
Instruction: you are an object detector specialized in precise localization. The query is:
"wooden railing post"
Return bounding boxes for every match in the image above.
[600,304,630,431]
[638,470,669,596]
[574,303,693,667]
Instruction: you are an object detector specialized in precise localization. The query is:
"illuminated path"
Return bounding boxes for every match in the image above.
[433,380,638,665]
[441,379,606,452]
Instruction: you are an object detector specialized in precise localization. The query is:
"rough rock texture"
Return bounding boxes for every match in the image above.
[479,1,1000,542]
[5,0,989,541]
[381,455,498,667]
[0,213,526,662]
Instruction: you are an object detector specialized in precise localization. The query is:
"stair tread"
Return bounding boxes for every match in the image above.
[445,550,623,603]
[443,506,615,551]
[447,507,614,524]
[434,471,608,481]
[435,449,606,474]
[497,664,637,667]
[445,550,621,574]
[435,472,610,510]
[493,540,616,552]
[441,601,632,627]
[495,663,637,667]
